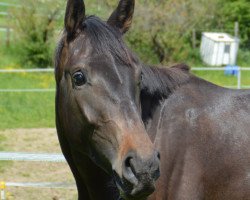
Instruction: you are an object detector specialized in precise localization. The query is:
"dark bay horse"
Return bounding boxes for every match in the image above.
[55,0,250,199]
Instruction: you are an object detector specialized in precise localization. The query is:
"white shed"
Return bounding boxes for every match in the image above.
[200,32,239,66]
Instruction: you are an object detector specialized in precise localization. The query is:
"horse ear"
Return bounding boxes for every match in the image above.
[107,0,135,34]
[65,0,85,38]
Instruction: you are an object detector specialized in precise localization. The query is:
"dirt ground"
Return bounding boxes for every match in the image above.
[0,128,77,200]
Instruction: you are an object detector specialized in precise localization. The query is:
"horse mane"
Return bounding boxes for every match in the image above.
[141,63,191,123]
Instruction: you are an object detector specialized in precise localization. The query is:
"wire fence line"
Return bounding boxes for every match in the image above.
[0,89,55,93]
[0,152,74,190]
[0,152,65,162]
[0,11,7,16]
[0,67,249,92]
[191,67,250,89]
[0,68,55,92]
[0,68,54,73]
[5,182,76,189]
[0,2,19,7]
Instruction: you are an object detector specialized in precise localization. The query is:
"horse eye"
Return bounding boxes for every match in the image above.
[73,71,87,86]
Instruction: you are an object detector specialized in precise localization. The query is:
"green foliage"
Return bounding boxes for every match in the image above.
[0,44,21,69]
[125,31,159,65]
[0,135,12,173]
[0,0,250,67]
[108,0,219,65]
[10,0,64,68]
[215,0,250,49]
[237,49,250,66]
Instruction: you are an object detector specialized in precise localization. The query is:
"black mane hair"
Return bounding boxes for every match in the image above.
[141,63,191,123]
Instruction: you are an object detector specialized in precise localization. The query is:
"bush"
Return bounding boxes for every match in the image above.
[10,0,63,68]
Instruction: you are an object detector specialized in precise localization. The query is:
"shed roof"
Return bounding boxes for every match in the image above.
[203,32,236,42]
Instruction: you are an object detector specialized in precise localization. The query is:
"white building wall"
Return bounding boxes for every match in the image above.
[200,32,239,66]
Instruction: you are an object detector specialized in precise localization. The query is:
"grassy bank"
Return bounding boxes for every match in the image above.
[0,72,55,130]
[192,69,250,87]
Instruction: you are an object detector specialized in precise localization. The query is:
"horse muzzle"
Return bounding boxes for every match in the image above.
[113,150,160,200]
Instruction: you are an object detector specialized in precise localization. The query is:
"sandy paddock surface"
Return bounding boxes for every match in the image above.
[0,128,77,200]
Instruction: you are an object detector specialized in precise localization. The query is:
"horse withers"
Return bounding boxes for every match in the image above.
[55,0,250,199]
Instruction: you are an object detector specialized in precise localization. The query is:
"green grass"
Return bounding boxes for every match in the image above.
[0,135,13,172]
[0,73,55,88]
[0,134,6,151]
[0,92,55,129]
[192,69,250,88]
[0,73,55,130]
[0,45,21,69]
[0,161,13,173]
[192,70,236,87]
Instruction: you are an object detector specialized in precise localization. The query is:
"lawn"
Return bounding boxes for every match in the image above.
[0,72,55,130]
[192,69,250,88]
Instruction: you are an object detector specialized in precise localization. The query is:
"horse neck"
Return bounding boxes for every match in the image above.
[140,64,190,126]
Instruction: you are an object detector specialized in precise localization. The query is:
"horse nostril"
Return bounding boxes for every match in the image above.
[152,166,160,180]
[125,156,133,169]
[123,154,138,186]
[157,152,161,160]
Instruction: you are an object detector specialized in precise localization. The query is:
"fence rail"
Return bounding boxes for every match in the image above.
[0,152,65,162]
[0,152,73,191]
[0,68,53,73]
[5,182,75,189]
[0,11,7,16]
[192,67,250,89]
[0,2,19,7]
[0,67,249,92]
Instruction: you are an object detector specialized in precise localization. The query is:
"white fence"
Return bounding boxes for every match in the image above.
[0,68,54,92]
[0,152,74,192]
[0,152,65,162]
[0,67,249,92]
[192,67,250,89]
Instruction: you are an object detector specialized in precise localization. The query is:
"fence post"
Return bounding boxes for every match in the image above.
[6,27,10,47]
[192,29,196,49]
[234,21,239,38]
[0,182,6,200]
[237,67,241,89]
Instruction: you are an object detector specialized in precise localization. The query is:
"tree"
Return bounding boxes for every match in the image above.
[215,0,250,49]
[123,0,218,64]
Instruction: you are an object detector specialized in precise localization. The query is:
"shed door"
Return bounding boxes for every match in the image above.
[223,44,231,65]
